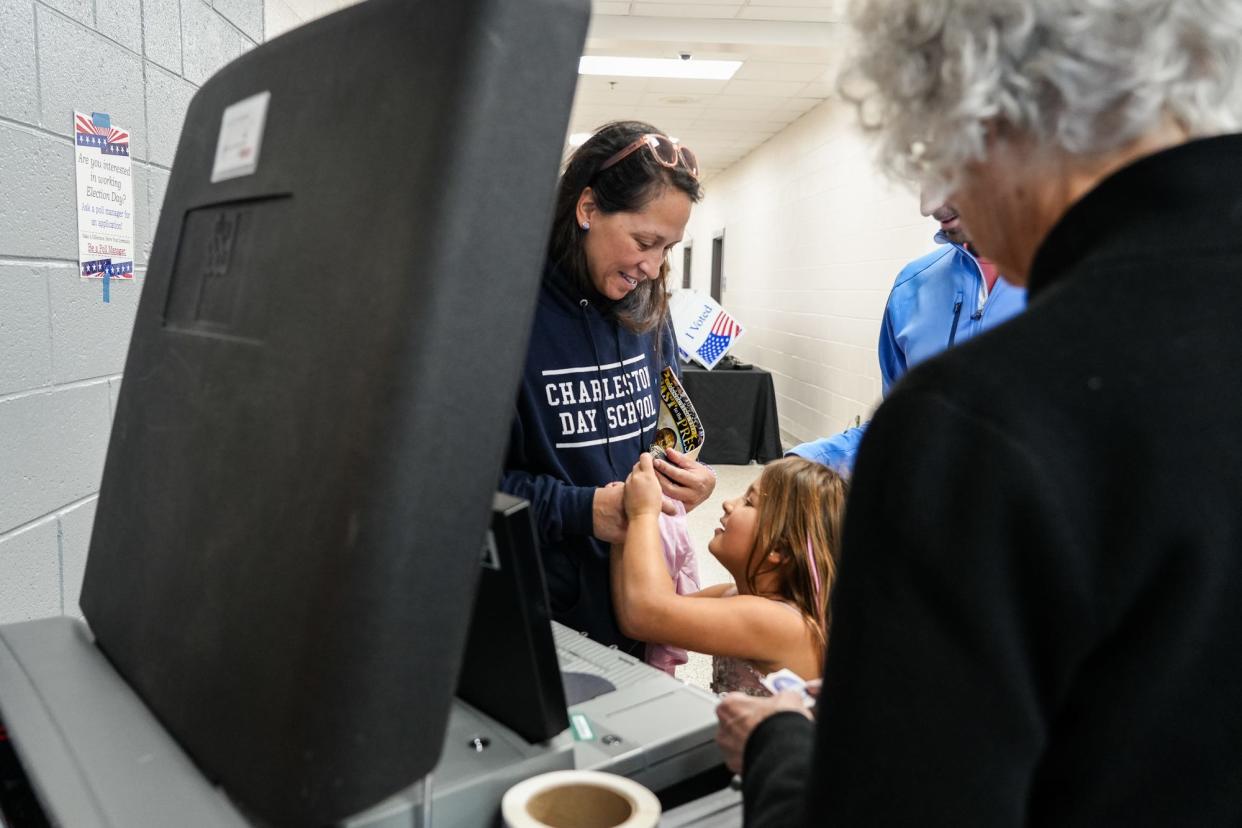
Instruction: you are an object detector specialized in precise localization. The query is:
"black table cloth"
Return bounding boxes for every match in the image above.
[680,364,782,465]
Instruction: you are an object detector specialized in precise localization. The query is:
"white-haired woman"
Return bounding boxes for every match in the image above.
[717,2,1242,825]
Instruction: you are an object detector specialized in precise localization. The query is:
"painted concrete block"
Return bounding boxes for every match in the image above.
[108,377,123,417]
[49,266,142,384]
[0,382,110,534]
[145,166,171,263]
[0,1,39,124]
[142,0,182,73]
[213,0,262,42]
[96,0,142,53]
[58,497,98,619]
[264,0,302,40]
[0,263,54,396]
[39,0,93,26]
[181,0,252,85]
[0,123,77,260]
[132,162,150,266]
[0,518,62,623]
[37,8,147,159]
[144,64,196,169]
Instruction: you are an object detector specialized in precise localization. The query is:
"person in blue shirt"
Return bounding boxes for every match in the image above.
[787,196,1026,472]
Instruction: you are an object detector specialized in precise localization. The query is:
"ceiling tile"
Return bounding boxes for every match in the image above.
[738,5,841,22]
[640,78,731,95]
[768,95,826,113]
[692,122,784,137]
[732,61,826,82]
[722,78,809,97]
[638,91,710,109]
[574,76,651,99]
[744,0,840,7]
[571,90,646,109]
[700,107,782,122]
[576,3,845,176]
[629,3,744,18]
[708,93,784,110]
[797,76,836,97]
[571,104,645,123]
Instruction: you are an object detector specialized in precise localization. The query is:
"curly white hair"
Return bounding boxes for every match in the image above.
[842,0,1242,197]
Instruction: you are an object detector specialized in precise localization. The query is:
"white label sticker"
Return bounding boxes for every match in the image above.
[211,91,271,183]
[570,714,594,741]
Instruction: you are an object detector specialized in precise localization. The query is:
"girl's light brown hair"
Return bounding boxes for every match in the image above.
[744,457,848,672]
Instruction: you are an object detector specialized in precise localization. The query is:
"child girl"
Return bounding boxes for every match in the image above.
[612,454,848,695]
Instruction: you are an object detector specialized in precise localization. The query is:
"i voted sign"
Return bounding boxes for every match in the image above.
[669,289,746,370]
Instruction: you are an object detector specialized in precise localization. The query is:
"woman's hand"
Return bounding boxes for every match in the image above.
[596,471,678,543]
[715,690,813,774]
[624,453,664,520]
[592,482,628,544]
[653,448,716,511]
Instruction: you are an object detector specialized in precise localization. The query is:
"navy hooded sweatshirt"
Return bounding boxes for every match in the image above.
[501,262,676,653]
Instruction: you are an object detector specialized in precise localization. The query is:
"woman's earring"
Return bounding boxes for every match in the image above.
[581,221,590,230]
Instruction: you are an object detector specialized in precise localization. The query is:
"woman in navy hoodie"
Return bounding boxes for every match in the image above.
[502,121,715,654]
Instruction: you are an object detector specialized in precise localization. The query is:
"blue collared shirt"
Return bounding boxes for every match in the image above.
[789,236,1026,473]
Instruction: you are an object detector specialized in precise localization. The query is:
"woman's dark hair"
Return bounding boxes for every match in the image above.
[547,121,704,334]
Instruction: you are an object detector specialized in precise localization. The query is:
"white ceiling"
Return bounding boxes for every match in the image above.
[271,0,848,179]
[575,1,847,178]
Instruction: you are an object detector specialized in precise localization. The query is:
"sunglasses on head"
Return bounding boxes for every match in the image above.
[597,133,699,180]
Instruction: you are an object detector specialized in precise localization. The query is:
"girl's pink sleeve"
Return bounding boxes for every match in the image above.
[643,502,701,675]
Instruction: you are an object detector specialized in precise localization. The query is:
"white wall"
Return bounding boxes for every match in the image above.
[677,97,938,449]
[0,0,263,624]
[264,0,351,39]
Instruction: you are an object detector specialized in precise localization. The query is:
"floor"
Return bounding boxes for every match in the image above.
[671,463,764,692]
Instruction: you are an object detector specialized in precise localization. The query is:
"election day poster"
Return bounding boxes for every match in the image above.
[74,111,135,281]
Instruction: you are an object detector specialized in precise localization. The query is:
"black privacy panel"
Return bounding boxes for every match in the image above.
[78,0,589,823]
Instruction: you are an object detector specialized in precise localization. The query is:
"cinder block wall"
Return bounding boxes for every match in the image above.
[677,97,938,449]
[0,0,263,623]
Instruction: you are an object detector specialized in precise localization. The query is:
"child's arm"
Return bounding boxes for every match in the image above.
[613,456,809,666]
[689,583,734,598]
[611,454,677,635]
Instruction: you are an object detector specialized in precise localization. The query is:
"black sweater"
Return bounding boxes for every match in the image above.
[744,134,1242,825]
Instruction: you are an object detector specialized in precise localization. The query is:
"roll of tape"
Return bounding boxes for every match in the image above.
[501,770,661,828]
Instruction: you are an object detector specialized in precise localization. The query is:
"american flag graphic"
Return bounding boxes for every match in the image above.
[81,258,134,280]
[75,114,130,155]
[696,310,743,367]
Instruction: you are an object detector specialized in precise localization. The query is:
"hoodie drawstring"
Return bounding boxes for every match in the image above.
[579,298,622,478]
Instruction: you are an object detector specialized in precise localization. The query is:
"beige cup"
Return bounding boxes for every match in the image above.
[501,770,661,828]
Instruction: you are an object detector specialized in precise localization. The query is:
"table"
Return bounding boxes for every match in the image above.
[680,364,782,465]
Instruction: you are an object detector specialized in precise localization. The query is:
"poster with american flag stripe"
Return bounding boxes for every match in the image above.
[74,111,135,282]
[668,289,747,370]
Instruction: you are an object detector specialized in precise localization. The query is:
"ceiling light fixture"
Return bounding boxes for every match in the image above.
[579,56,742,81]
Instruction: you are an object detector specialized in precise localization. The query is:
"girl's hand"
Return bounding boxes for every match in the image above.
[653,448,716,512]
[624,453,664,519]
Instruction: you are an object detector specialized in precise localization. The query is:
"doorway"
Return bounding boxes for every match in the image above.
[710,232,725,303]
